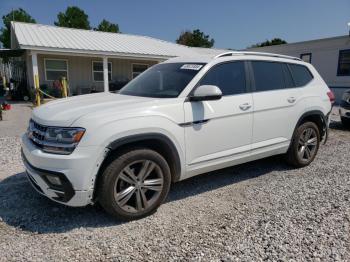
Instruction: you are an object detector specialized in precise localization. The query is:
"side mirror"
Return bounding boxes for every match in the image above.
[189,85,222,102]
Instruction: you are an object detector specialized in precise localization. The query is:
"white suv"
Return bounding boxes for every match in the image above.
[22,52,333,219]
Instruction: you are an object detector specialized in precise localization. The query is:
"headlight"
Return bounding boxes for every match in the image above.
[28,120,85,155]
[45,127,85,144]
[42,127,85,154]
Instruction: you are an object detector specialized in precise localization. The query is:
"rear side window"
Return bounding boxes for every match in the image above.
[282,63,295,89]
[251,61,285,92]
[199,61,246,96]
[289,64,313,87]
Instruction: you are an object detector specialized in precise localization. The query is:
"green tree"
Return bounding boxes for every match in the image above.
[0,8,36,48]
[54,6,91,30]
[176,29,214,48]
[250,38,287,48]
[95,19,119,33]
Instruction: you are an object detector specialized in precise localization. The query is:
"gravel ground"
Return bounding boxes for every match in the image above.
[0,101,31,180]
[0,103,349,261]
[0,101,32,137]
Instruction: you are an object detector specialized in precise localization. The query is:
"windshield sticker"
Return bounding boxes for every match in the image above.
[180,64,203,70]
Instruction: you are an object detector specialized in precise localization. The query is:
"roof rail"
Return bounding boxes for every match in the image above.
[214,51,302,61]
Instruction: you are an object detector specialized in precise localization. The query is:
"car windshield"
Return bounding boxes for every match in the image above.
[119,63,206,98]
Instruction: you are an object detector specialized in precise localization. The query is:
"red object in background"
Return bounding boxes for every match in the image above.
[2,104,11,110]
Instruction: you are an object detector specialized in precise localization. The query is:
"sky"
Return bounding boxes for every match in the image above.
[0,0,349,49]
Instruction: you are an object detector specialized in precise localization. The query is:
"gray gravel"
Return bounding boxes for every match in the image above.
[0,101,32,137]
[0,104,350,261]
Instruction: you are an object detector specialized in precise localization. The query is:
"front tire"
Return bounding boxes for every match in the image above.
[98,148,171,220]
[286,122,320,167]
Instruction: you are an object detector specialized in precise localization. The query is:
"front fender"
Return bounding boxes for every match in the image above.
[80,116,186,179]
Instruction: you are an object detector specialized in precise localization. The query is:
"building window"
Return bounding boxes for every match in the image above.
[132,64,148,79]
[45,59,68,81]
[300,53,312,63]
[92,61,112,82]
[337,50,350,76]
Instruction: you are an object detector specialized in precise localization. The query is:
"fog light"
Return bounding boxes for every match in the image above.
[46,175,62,186]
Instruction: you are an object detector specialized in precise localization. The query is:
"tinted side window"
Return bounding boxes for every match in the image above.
[282,63,295,89]
[252,61,285,92]
[289,64,313,87]
[200,61,246,96]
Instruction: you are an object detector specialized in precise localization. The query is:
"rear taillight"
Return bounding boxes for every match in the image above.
[327,90,335,104]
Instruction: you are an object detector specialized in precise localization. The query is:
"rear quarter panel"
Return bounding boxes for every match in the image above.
[288,63,332,139]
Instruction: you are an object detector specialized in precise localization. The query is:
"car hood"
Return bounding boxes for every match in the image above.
[32,93,156,126]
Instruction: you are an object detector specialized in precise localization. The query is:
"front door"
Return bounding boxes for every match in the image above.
[184,61,253,167]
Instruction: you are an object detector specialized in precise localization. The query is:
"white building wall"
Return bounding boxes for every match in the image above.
[25,53,158,95]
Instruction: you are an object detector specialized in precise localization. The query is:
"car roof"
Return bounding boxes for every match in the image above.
[164,51,304,65]
[163,55,214,63]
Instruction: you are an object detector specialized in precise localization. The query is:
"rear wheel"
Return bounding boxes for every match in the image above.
[286,122,320,167]
[98,148,171,220]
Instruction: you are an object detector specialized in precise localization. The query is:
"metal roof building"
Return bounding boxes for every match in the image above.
[11,22,198,59]
[10,22,226,95]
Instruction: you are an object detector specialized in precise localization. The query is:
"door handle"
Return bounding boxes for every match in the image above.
[287,97,296,103]
[239,103,251,111]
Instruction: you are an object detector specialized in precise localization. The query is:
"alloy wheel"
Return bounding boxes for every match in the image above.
[113,160,164,213]
[297,127,318,161]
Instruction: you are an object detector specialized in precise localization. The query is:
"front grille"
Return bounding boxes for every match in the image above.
[28,120,47,148]
[33,120,47,132]
[32,131,45,141]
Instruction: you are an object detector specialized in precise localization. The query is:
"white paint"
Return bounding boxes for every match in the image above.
[31,51,38,88]
[103,56,109,92]
[184,94,253,165]
[22,53,332,207]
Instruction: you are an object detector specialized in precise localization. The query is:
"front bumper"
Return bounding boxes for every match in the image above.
[21,134,102,207]
[22,151,75,202]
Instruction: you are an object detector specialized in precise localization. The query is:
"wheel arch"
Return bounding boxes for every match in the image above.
[108,134,182,181]
[93,133,182,201]
[293,110,328,141]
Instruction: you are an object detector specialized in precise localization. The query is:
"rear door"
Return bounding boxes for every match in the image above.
[184,61,253,167]
[249,61,301,151]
